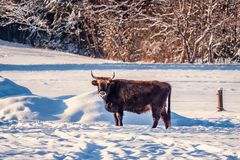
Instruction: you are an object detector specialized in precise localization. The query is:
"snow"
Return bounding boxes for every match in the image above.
[0,40,240,159]
[0,76,32,98]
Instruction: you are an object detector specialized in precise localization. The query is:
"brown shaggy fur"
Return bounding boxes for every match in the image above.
[92,77,171,128]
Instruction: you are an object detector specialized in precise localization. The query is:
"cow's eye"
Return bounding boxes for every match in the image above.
[92,80,98,86]
[107,83,111,87]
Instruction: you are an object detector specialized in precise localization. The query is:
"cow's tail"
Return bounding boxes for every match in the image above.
[167,86,171,126]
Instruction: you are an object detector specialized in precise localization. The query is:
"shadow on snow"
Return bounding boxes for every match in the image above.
[171,112,236,128]
[1,63,240,71]
[124,112,236,128]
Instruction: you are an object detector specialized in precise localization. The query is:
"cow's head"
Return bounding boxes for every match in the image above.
[91,71,115,99]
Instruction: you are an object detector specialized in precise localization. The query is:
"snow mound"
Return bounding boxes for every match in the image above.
[61,91,113,123]
[0,81,112,123]
[0,76,32,98]
[0,76,112,123]
[0,77,65,121]
[0,96,66,121]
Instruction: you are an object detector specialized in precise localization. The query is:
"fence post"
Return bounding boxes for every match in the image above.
[217,88,224,111]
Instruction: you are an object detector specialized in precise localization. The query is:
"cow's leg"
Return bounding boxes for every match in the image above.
[116,111,123,126]
[152,106,161,128]
[113,113,118,126]
[113,111,123,126]
[113,113,119,126]
[161,109,170,129]
[161,104,171,129]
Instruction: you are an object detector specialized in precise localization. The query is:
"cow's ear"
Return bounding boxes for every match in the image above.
[91,80,98,86]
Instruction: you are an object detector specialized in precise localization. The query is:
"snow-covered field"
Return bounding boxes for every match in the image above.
[0,40,240,160]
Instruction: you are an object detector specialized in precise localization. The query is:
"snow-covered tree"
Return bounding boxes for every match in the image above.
[0,0,239,63]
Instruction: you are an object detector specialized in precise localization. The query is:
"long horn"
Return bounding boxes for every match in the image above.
[111,72,115,79]
[91,71,97,79]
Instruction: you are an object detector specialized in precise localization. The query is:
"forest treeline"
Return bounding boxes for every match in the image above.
[0,0,239,63]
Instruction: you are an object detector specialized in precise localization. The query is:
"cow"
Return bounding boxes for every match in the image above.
[91,71,171,129]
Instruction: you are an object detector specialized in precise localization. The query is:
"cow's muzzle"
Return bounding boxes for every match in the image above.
[99,91,107,98]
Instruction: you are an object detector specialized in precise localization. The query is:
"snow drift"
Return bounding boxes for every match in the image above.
[0,76,32,98]
[0,76,106,123]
